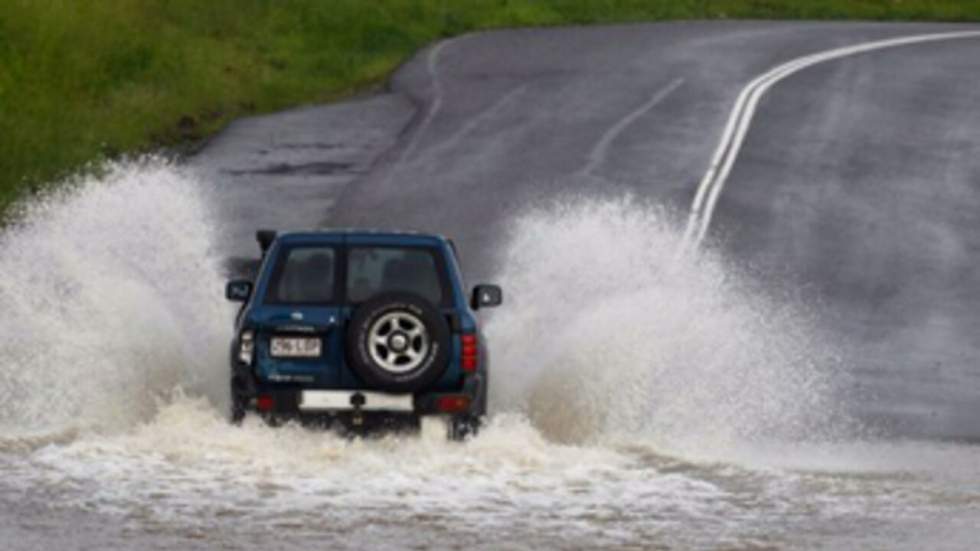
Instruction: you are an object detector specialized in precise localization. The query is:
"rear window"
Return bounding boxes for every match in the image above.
[264,246,337,304]
[347,247,447,306]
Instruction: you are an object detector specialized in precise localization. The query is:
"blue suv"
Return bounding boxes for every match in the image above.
[225,230,502,440]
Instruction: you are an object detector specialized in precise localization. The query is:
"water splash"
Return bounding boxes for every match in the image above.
[0,162,852,460]
[485,196,854,456]
[0,159,231,437]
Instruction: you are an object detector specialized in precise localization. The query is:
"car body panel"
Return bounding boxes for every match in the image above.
[230,230,488,408]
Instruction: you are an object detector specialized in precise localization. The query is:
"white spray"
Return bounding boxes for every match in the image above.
[486,196,852,456]
[0,159,231,437]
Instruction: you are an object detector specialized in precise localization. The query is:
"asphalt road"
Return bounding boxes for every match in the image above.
[192,21,980,440]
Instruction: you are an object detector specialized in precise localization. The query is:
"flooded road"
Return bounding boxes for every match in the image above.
[4,406,979,550]
[1,162,978,550]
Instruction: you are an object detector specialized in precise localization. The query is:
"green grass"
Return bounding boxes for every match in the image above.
[2,0,979,212]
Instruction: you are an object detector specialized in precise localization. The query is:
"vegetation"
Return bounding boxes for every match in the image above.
[2,0,978,211]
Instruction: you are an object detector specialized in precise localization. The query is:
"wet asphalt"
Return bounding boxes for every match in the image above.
[191,21,980,440]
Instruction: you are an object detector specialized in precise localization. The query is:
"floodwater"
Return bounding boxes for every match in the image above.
[1,162,978,550]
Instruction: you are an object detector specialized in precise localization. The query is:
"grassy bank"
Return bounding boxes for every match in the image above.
[2,0,979,212]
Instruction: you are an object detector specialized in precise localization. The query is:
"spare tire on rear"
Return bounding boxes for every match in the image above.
[346,292,451,393]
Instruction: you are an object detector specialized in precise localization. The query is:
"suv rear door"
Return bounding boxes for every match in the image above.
[251,236,346,386]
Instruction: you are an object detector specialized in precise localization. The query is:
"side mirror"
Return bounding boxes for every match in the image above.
[226,280,253,302]
[471,284,502,310]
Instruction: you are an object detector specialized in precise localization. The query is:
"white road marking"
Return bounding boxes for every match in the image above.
[422,84,529,160]
[681,30,980,252]
[583,78,685,176]
[395,38,455,166]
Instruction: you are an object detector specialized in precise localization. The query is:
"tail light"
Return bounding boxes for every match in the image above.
[461,333,478,372]
[256,395,275,412]
[436,395,471,413]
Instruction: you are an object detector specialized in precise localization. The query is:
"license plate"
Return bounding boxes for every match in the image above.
[270,337,321,358]
[299,391,414,412]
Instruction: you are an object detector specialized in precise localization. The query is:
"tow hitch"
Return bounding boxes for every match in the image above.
[350,392,366,426]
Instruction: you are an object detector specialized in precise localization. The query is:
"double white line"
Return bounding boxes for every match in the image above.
[681,30,980,253]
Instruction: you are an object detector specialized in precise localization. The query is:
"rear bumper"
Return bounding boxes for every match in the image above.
[241,373,485,418]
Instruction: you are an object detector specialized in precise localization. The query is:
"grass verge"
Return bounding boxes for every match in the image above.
[2,0,979,212]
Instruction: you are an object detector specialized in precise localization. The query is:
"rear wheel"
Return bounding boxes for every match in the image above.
[230,383,247,425]
[448,415,481,441]
[230,400,246,424]
[229,370,254,425]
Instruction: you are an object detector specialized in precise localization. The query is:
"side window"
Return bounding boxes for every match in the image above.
[265,247,336,304]
[347,247,446,305]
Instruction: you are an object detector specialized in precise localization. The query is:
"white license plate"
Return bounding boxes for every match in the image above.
[299,391,414,412]
[270,337,322,358]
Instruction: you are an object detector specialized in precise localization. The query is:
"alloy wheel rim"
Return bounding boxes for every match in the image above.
[367,311,430,374]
